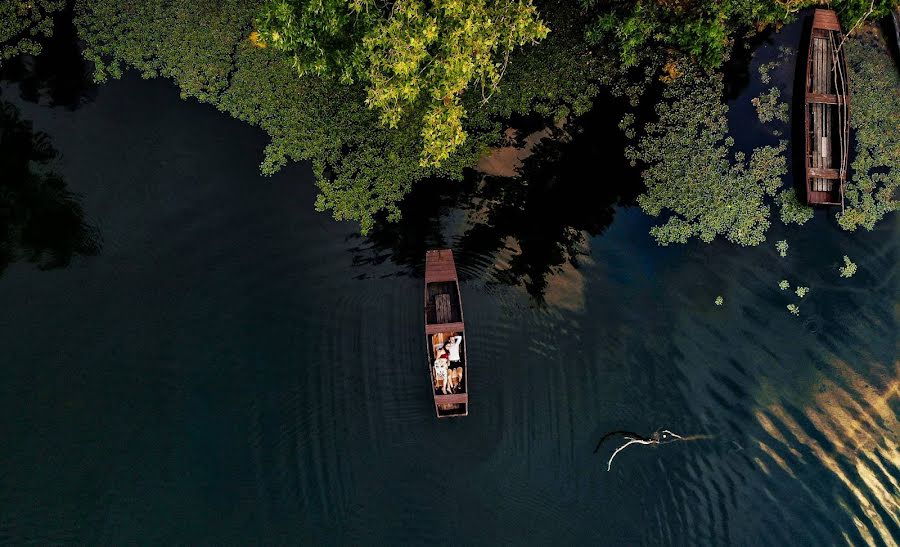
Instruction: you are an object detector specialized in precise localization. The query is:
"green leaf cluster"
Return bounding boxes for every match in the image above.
[256,0,549,167]
[581,0,899,72]
[837,30,899,232]
[0,0,64,64]
[628,63,787,246]
[775,188,813,225]
[73,0,603,233]
[752,87,788,125]
[839,255,857,278]
[775,239,788,257]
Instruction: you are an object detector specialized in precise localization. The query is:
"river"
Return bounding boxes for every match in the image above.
[0,15,897,546]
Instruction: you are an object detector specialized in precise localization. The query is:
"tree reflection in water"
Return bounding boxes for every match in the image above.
[0,98,99,274]
[0,7,95,109]
[353,96,643,304]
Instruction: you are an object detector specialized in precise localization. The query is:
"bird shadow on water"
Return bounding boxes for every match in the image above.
[348,92,644,305]
[0,97,100,275]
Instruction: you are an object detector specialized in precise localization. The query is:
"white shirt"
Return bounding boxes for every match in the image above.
[446,336,462,362]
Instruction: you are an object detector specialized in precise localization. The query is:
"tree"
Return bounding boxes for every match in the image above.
[580,0,899,71]
[255,0,549,167]
[74,0,602,233]
[1,0,64,65]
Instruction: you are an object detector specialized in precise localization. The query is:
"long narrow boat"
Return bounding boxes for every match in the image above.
[424,249,468,418]
[804,8,851,207]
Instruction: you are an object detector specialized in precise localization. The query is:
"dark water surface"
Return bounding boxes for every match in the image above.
[1,19,898,545]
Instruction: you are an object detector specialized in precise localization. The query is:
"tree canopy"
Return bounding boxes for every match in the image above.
[256,0,549,167]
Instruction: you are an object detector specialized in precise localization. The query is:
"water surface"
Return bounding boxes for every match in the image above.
[0,17,898,545]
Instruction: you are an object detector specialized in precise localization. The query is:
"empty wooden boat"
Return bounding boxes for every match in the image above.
[804,8,850,207]
[424,249,468,418]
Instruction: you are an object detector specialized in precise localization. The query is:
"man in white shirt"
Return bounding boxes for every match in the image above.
[444,335,463,363]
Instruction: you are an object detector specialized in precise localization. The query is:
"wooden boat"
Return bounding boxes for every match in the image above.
[424,249,468,418]
[803,9,850,207]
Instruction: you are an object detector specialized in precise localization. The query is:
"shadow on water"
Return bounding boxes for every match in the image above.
[351,91,644,304]
[0,96,100,274]
[0,7,96,109]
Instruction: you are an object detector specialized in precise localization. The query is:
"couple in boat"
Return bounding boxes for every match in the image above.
[434,335,463,394]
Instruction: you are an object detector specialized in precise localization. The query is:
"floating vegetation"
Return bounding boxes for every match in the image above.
[715,295,724,306]
[751,87,789,125]
[631,65,787,246]
[838,30,900,232]
[775,189,814,225]
[787,303,799,316]
[776,239,788,257]
[839,255,858,278]
[779,279,790,290]
[795,286,809,298]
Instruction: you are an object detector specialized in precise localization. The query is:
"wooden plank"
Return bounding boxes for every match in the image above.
[813,9,842,31]
[435,393,468,405]
[806,92,842,105]
[434,294,452,324]
[808,167,840,178]
[426,322,464,335]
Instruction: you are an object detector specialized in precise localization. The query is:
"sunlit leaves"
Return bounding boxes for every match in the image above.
[256,0,549,166]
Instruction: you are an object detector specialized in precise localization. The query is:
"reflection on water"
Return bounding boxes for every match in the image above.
[0,97,99,273]
[0,8,95,109]
[754,358,899,546]
[354,97,642,305]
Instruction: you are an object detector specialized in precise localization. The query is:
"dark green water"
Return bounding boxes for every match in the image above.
[1,17,898,545]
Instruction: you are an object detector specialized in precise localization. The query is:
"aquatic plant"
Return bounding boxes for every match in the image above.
[629,64,787,246]
[776,189,814,226]
[795,286,809,298]
[838,30,899,232]
[0,0,64,64]
[776,240,788,257]
[715,296,724,306]
[779,279,790,290]
[752,87,788,125]
[787,303,799,316]
[839,255,858,278]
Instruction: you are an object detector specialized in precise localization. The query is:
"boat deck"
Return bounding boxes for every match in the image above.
[804,9,849,206]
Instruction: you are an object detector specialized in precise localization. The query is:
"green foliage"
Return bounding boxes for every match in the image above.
[775,239,788,257]
[580,0,813,69]
[629,64,787,246]
[778,279,790,290]
[256,0,549,167]
[839,255,857,278]
[581,0,897,72]
[74,0,604,233]
[775,188,813,225]
[715,295,724,306]
[786,303,799,316]
[751,87,788,125]
[837,30,899,232]
[0,0,64,64]
[795,286,809,298]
